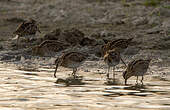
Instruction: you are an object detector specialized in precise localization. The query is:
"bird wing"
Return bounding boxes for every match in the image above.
[111,39,128,49]
[129,59,150,73]
[14,22,26,35]
[63,52,86,63]
[14,21,38,36]
[127,59,139,73]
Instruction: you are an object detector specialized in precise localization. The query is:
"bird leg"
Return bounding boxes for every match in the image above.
[54,63,58,78]
[112,67,115,81]
[136,76,138,85]
[125,79,127,85]
[72,68,77,79]
[107,66,110,80]
[141,76,144,85]
[120,55,127,67]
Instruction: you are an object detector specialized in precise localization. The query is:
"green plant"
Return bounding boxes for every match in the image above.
[121,0,126,4]
[163,5,170,9]
[144,0,161,7]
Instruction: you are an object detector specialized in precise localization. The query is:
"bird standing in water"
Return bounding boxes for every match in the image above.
[104,49,127,80]
[54,52,87,79]
[123,59,151,85]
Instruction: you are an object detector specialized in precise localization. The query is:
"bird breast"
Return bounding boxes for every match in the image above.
[104,54,120,66]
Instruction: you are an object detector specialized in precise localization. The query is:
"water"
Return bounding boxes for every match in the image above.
[0,63,170,110]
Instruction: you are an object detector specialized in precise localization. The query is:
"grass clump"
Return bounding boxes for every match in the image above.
[163,5,170,9]
[144,0,161,7]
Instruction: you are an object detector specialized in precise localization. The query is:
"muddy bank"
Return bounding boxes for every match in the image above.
[0,0,170,110]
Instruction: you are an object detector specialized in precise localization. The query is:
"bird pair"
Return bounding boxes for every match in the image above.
[104,49,151,85]
[102,38,132,80]
[102,38,151,85]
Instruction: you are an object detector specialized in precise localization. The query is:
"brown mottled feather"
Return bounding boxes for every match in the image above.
[13,19,40,36]
[54,52,87,78]
[102,38,133,56]
[127,59,150,75]
[104,49,126,79]
[123,59,151,85]
[104,49,120,67]
[60,52,86,65]
[32,40,70,56]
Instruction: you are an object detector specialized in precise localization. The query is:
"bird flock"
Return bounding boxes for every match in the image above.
[13,18,152,86]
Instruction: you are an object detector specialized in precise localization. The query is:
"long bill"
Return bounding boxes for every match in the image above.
[54,63,58,78]
[125,79,127,85]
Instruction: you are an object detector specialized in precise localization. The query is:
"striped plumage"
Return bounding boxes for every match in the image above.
[104,49,126,80]
[123,59,151,85]
[54,52,87,78]
[102,38,133,56]
[13,18,41,47]
[32,40,69,56]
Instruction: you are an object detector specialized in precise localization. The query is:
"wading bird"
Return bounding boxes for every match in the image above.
[104,49,127,80]
[123,59,151,85]
[54,52,88,78]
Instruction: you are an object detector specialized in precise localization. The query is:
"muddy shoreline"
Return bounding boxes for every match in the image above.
[0,0,170,110]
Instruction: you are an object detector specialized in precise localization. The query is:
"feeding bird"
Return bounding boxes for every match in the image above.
[54,52,88,78]
[123,59,151,85]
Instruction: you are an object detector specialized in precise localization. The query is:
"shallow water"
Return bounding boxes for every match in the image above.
[0,63,170,110]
